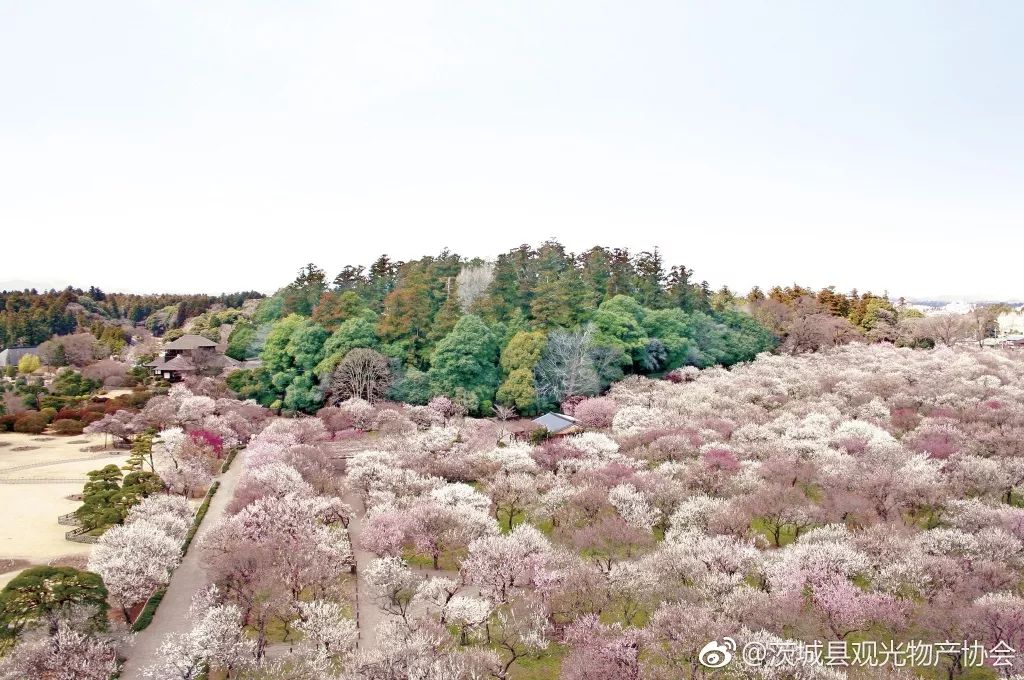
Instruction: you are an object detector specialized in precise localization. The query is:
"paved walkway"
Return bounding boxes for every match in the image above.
[117,450,247,680]
[342,489,383,651]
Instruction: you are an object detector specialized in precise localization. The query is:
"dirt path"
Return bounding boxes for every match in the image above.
[117,450,247,680]
[341,492,473,654]
[0,478,91,484]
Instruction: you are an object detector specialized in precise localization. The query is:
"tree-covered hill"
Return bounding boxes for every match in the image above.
[0,288,264,348]
[225,241,778,415]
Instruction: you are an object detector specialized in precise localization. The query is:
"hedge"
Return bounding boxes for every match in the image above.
[181,481,219,557]
[220,448,239,473]
[131,587,166,632]
[131,480,222,632]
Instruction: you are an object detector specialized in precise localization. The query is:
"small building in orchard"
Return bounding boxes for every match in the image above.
[147,334,237,381]
[531,412,582,437]
[153,354,198,381]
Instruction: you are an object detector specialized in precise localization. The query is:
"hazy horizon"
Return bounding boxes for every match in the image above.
[2,2,1021,299]
[2,270,1021,306]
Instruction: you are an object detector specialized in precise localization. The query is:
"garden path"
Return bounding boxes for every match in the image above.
[117,450,247,680]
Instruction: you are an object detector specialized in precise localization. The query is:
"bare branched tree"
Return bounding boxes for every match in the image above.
[494,404,516,440]
[494,404,516,421]
[327,348,392,403]
[969,306,1000,347]
[911,313,972,346]
[535,325,600,404]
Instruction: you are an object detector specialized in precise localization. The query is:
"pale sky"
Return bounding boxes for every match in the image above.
[1,1,1021,300]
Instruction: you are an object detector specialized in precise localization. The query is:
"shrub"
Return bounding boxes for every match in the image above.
[39,407,57,424]
[17,354,40,374]
[528,426,551,445]
[220,450,239,473]
[0,415,16,432]
[81,411,105,425]
[51,369,102,397]
[52,419,86,435]
[13,412,48,434]
[55,407,86,421]
[82,359,129,387]
[38,394,89,411]
[317,406,356,433]
[188,429,224,457]
[120,390,152,408]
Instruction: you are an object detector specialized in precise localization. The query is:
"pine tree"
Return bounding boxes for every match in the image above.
[579,247,613,306]
[367,255,402,311]
[378,266,434,366]
[666,264,707,311]
[333,265,367,293]
[482,245,536,321]
[428,287,463,348]
[607,248,636,298]
[124,431,155,473]
[634,249,667,308]
[530,273,570,329]
[282,263,328,316]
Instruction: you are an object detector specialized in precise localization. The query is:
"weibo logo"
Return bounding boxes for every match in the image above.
[698,637,736,669]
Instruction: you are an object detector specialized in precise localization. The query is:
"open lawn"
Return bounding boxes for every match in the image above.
[0,432,129,588]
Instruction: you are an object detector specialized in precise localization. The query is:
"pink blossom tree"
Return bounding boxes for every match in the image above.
[809,573,905,639]
[0,620,119,680]
[562,615,645,680]
[463,525,552,604]
[573,397,619,429]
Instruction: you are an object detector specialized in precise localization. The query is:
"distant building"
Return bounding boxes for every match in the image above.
[146,334,238,381]
[919,301,976,317]
[531,412,582,436]
[0,346,39,368]
[998,311,1024,337]
[984,334,1024,349]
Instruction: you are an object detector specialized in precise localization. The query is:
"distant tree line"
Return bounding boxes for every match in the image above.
[741,284,1010,353]
[0,288,264,348]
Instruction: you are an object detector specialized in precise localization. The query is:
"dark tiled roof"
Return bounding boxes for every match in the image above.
[162,334,217,351]
[160,355,197,371]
